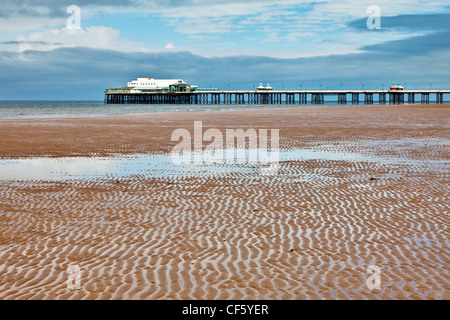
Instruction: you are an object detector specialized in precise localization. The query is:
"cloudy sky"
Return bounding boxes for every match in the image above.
[0,0,449,99]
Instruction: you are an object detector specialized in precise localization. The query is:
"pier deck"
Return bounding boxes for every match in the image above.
[105,90,450,105]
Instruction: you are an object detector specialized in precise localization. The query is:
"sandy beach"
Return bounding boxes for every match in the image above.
[0,104,448,300]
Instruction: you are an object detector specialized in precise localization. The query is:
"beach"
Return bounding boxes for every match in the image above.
[0,104,448,300]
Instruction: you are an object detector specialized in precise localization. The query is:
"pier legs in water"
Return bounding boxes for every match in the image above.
[389,93,405,105]
[338,94,347,105]
[311,93,324,104]
[299,93,307,104]
[104,91,443,105]
[364,93,374,105]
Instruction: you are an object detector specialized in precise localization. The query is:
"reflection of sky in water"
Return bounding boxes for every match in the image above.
[0,148,448,181]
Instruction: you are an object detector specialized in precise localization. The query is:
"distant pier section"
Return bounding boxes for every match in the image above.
[105,78,449,105]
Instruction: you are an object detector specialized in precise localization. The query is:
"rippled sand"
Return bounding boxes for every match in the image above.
[0,104,448,300]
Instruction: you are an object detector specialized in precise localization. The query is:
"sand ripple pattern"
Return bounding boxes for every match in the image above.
[1,157,448,299]
[0,106,449,300]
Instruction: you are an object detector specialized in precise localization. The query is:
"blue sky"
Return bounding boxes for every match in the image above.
[0,0,449,99]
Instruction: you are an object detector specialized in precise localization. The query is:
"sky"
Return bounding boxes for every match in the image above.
[0,0,449,100]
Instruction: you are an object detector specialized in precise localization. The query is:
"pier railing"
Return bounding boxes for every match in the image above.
[104,90,449,105]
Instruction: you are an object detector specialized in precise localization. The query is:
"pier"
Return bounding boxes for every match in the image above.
[105,90,449,105]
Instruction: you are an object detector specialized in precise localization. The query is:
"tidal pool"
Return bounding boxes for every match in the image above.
[0,148,447,181]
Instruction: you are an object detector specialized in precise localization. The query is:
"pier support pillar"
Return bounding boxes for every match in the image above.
[379,93,386,105]
[364,93,374,105]
[312,93,324,104]
[338,93,347,104]
[286,93,295,104]
[389,93,404,105]
[299,93,307,104]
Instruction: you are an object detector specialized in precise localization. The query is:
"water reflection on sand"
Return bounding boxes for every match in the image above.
[0,145,447,181]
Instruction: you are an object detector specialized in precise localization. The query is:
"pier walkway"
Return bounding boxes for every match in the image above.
[105,90,449,105]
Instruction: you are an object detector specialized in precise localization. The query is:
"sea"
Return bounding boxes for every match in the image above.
[2,100,442,119]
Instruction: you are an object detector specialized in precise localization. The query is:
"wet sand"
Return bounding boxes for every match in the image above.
[0,104,449,300]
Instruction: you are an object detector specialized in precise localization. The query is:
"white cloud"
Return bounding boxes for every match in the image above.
[14,26,155,53]
[164,42,175,49]
[144,0,450,57]
[1,0,449,58]
[154,0,449,34]
[0,16,65,32]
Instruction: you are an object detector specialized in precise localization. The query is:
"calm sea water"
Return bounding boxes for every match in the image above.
[0,100,446,119]
[0,100,368,119]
